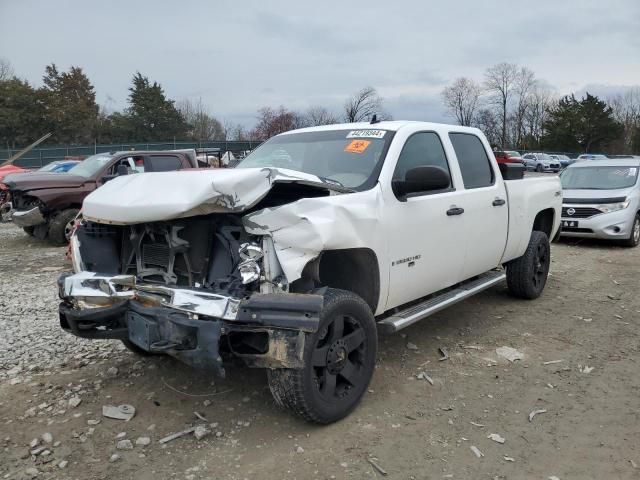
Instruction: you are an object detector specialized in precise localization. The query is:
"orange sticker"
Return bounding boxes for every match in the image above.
[344,139,371,154]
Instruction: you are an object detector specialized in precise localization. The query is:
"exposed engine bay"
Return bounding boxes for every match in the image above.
[74,215,280,299]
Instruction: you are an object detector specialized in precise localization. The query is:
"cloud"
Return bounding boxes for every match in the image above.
[0,0,638,128]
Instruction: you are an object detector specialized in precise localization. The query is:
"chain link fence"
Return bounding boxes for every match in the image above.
[1,140,262,168]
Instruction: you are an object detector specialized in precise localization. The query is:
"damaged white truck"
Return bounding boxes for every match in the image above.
[58,121,562,423]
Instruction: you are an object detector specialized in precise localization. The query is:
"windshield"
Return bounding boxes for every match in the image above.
[66,154,114,178]
[38,162,62,172]
[505,151,520,157]
[561,166,639,190]
[236,129,393,190]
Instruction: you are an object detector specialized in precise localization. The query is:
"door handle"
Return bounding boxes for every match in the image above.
[446,207,465,216]
[492,198,506,206]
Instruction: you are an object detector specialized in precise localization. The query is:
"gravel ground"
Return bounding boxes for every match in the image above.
[1,221,639,480]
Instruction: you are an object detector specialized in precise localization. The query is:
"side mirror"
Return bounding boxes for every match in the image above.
[392,165,451,198]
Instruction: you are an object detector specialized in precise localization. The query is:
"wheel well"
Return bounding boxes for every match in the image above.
[291,248,380,312]
[533,208,555,237]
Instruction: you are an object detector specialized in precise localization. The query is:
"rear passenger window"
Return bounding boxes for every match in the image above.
[148,155,182,172]
[449,133,494,189]
[392,132,451,184]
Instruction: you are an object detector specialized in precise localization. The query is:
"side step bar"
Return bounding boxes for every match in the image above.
[377,271,506,333]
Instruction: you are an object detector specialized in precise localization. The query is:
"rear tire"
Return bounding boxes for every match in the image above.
[506,230,550,299]
[621,214,640,248]
[536,164,543,172]
[267,288,377,424]
[48,208,79,246]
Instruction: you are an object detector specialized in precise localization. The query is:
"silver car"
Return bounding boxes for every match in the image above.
[560,159,640,247]
[523,153,561,172]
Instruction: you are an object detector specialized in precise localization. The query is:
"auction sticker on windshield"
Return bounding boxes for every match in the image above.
[344,140,371,153]
[346,130,386,139]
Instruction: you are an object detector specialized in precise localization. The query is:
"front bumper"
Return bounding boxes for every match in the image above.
[560,208,635,240]
[58,271,323,375]
[11,206,46,227]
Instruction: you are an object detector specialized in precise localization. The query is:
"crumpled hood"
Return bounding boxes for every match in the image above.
[4,172,87,191]
[83,167,344,224]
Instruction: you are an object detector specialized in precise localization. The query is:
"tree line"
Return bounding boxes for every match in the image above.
[0,58,391,149]
[441,62,639,154]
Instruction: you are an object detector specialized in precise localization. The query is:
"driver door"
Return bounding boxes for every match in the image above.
[383,132,468,309]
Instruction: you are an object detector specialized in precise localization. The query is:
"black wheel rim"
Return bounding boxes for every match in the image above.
[532,242,549,288]
[311,315,366,401]
[64,219,75,241]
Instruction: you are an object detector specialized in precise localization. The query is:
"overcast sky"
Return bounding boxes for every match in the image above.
[1,0,639,127]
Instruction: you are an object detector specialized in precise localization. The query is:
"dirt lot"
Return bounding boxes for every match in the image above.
[1,220,639,480]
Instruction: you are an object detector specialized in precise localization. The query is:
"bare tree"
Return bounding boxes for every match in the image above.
[441,77,481,126]
[484,62,519,148]
[343,87,388,122]
[177,98,224,141]
[473,109,502,148]
[523,87,555,149]
[250,106,303,140]
[513,67,537,148]
[0,57,14,81]
[305,106,339,126]
[608,88,640,152]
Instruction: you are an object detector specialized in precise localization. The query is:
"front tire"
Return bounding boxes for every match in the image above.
[23,226,35,236]
[506,230,550,299]
[536,164,543,172]
[48,208,79,246]
[621,214,640,248]
[267,288,377,424]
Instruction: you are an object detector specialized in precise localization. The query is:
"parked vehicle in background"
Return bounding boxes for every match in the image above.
[523,153,561,172]
[5,150,198,245]
[37,160,81,173]
[549,154,572,169]
[58,121,561,423]
[494,150,523,164]
[559,159,640,247]
[576,154,608,161]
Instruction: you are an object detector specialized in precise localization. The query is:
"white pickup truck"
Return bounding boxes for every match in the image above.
[58,121,562,423]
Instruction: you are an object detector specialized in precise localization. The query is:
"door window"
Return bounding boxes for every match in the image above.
[147,155,183,172]
[449,133,494,189]
[392,132,451,185]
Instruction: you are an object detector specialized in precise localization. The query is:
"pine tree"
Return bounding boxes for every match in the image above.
[125,72,189,141]
[40,64,99,144]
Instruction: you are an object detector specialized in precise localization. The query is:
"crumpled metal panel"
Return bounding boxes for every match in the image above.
[81,167,343,225]
[243,187,385,284]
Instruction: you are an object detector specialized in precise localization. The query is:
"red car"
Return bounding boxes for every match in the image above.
[493,150,523,164]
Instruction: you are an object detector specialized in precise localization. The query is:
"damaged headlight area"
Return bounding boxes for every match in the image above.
[237,242,264,284]
[59,215,320,376]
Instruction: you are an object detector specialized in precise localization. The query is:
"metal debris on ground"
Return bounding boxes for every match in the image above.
[158,426,197,444]
[416,372,434,385]
[194,425,210,440]
[470,421,485,428]
[496,346,524,362]
[194,411,208,422]
[102,404,136,421]
[579,365,594,374]
[367,457,388,476]
[487,433,505,444]
[438,347,449,361]
[503,456,515,462]
[461,345,482,350]
[528,409,548,422]
[470,445,484,458]
[543,359,564,365]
